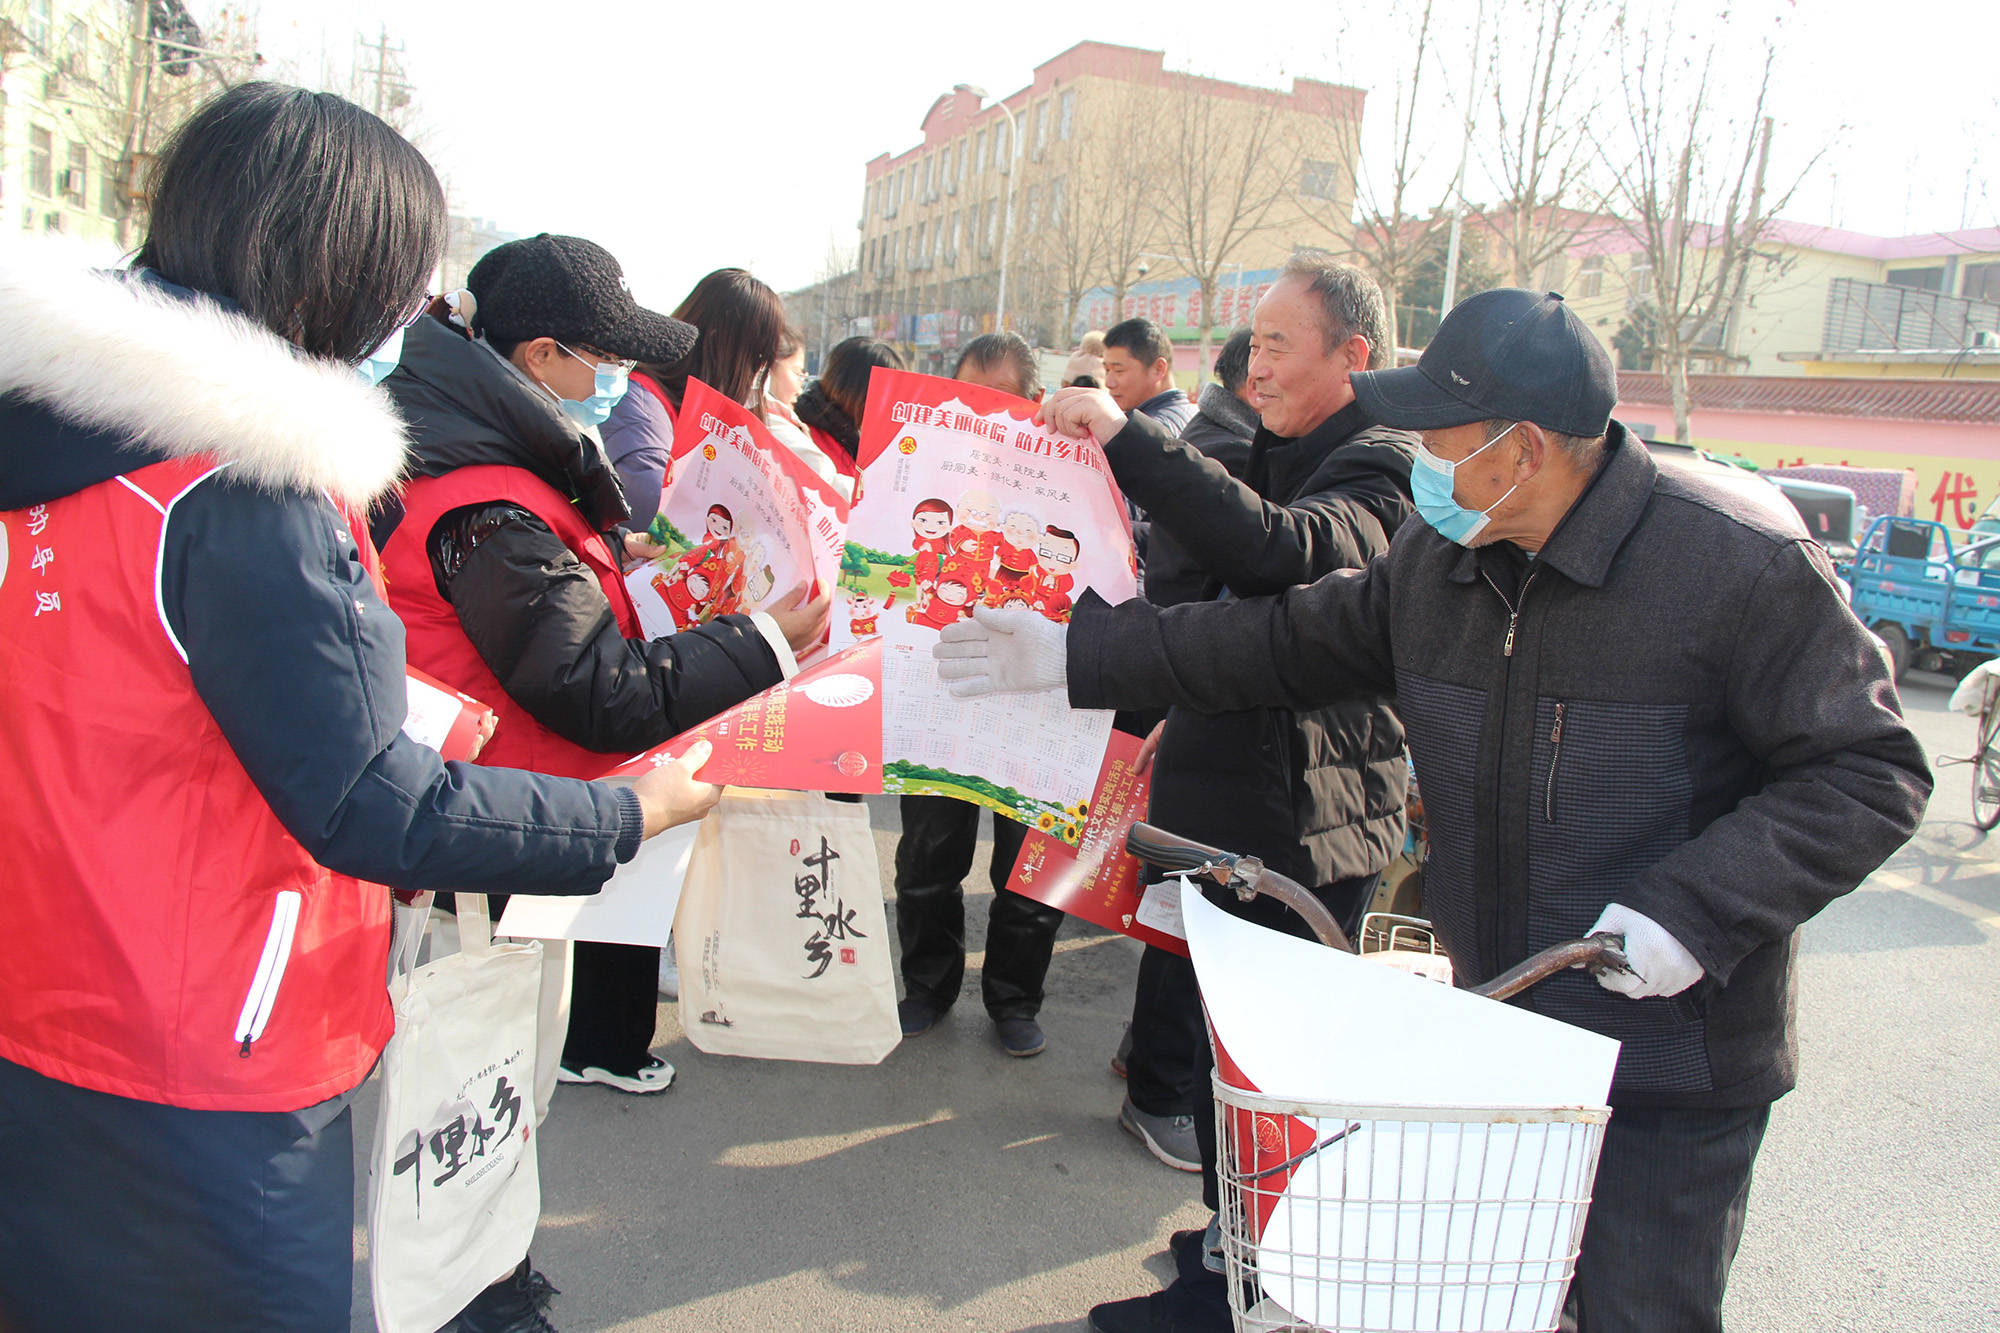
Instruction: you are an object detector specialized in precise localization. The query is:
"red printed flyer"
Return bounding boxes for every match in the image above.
[601,641,883,794]
[832,368,1138,828]
[400,668,494,763]
[1004,731,1188,957]
[626,377,846,643]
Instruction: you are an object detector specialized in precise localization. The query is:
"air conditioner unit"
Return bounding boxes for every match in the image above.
[41,211,64,234]
[945,178,957,196]
[1974,329,1999,350]
[56,168,82,197]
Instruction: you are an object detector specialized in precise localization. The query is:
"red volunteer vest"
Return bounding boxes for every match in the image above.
[381,464,643,779]
[0,458,393,1112]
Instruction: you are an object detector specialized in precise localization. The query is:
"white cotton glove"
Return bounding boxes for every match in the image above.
[932,604,1069,698]
[1589,903,1705,999]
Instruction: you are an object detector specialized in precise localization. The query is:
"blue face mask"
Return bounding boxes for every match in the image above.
[1411,421,1521,545]
[356,324,405,387]
[551,342,632,430]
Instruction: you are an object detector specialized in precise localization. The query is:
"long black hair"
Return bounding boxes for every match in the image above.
[646,268,790,410]
[135,83,446,365]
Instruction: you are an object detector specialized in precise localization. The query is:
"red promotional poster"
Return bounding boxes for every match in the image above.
[833,367,1138,829]
[601,641,883,794]
[626,377,846,643]
[401,668,494,763]
[1004,731,1189,957]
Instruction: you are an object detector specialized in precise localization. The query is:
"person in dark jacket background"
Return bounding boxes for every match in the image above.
[1139,326,1259,610]
[937,288,1932,1333]
[1023,258,1416,1333]
[0,84,717,1333]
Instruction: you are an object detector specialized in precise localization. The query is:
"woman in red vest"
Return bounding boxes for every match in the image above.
[0,85,716,1333]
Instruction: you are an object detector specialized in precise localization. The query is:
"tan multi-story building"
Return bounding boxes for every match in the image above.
[851,41,1366,374]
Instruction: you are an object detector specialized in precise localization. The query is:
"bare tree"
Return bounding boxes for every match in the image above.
[1155,82,1300,379]
[1596,6,1813,442]
[1034,152,1106,346]
[1483,0,1612,287]
[1306,0,1452,349]
[1082,81,1164,327]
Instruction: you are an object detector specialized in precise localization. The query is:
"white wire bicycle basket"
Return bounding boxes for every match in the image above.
[1213,1085,1608,1333]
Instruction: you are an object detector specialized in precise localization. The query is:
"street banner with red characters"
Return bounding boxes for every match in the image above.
[1004,730,1189,957]
[626,377,846,643]
[599,640,883,795]
[832,368,1137,828]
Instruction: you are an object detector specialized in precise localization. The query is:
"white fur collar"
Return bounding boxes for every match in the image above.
[0,257,408,508]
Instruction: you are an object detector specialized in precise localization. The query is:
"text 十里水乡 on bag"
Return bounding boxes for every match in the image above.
[367,894,544,1333]
[676,790,900,1064]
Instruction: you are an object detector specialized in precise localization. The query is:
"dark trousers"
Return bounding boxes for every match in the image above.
[1189,873,1378,1210]
[0,1055,355,1333]
[561,939,661,1075]
[894,794,1060,1020]
[1560,1102,1772,1333]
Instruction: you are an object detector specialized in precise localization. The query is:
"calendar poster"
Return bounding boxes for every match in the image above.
[832,368,1137,827]
[626,377,846,643]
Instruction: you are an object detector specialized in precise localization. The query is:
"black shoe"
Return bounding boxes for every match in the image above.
[446,1257,559,1333]
[1086,1270,1232,1333]
[1111,1021,1133,1078]
[994,1016,1046,1057]
[898,996,946,1037]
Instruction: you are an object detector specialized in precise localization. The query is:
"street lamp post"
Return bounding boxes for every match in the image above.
[954,83,1020,334]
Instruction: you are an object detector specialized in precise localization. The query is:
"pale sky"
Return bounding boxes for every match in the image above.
[247,0,1993,311]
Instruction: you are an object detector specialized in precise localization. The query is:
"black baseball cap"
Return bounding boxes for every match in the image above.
[1351,288,1616,439]
[466,233,697,365]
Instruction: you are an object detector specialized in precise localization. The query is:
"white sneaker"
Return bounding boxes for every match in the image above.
[556,1055,675,1094]
[658,936,680,1000]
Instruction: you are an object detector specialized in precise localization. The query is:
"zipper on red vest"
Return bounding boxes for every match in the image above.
[234,890,301,1057]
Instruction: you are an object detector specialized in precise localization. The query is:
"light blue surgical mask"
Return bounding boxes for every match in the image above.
[1411,421,1521,545]
[551,341,633,430]
[356,323,405,387]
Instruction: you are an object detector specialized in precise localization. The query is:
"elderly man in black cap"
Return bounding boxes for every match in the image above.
[935,288,1931,1333]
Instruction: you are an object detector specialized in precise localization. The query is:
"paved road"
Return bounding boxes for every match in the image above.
[351,671,1999,1332]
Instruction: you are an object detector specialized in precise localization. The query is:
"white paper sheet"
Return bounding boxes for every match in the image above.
[496,822,698,947]
[1133,880,1188,940]
[1180,884,1619,1108]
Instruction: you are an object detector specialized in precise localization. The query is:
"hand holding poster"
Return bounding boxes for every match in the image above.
[833,368,1137,829]
[625,377,846,643]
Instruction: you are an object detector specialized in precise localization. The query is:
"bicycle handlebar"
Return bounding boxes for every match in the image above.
[1126,822,1631,995]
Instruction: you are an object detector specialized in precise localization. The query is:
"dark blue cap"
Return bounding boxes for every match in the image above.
[1350,288,1616,438]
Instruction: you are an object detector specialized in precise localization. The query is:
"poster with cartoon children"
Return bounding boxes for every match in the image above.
[832,367,1138,829]
[626,377,847,647]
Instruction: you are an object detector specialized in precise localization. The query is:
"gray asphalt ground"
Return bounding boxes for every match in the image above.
[350,670,2000,1332]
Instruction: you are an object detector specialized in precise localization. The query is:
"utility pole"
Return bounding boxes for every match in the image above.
[1439,0,1487,318]
[1721,116,1773,364]
[358,26,409,122]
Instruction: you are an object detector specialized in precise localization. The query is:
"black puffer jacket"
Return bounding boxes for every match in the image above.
[375,314,783,753]
[1102,404,1416,886]
[1143,382,1259,609]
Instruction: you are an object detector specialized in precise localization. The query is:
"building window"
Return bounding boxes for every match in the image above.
[916,221,927,266]
[995,121,1010,169]
[1964,262,2000,305]
[1024,185,1041,232]
[1887,266,1946,292]
[62,142,87,206]
[975,130,986,173]
[1033,102,1049,156]
[1626,259,1652,298]
[28,127,54,198]
[1537,257,1566,292]
[1576,254,1603,298]
[1299,159,1341,202]
[984,201,998,253]
[26,0,50,53]
[1059,90,1075,141]
[951,212,962,259]
[1050,177,1066,229]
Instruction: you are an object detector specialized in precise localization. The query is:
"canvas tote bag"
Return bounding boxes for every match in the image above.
[368,894,544,1333]
[676,790,899,1064]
